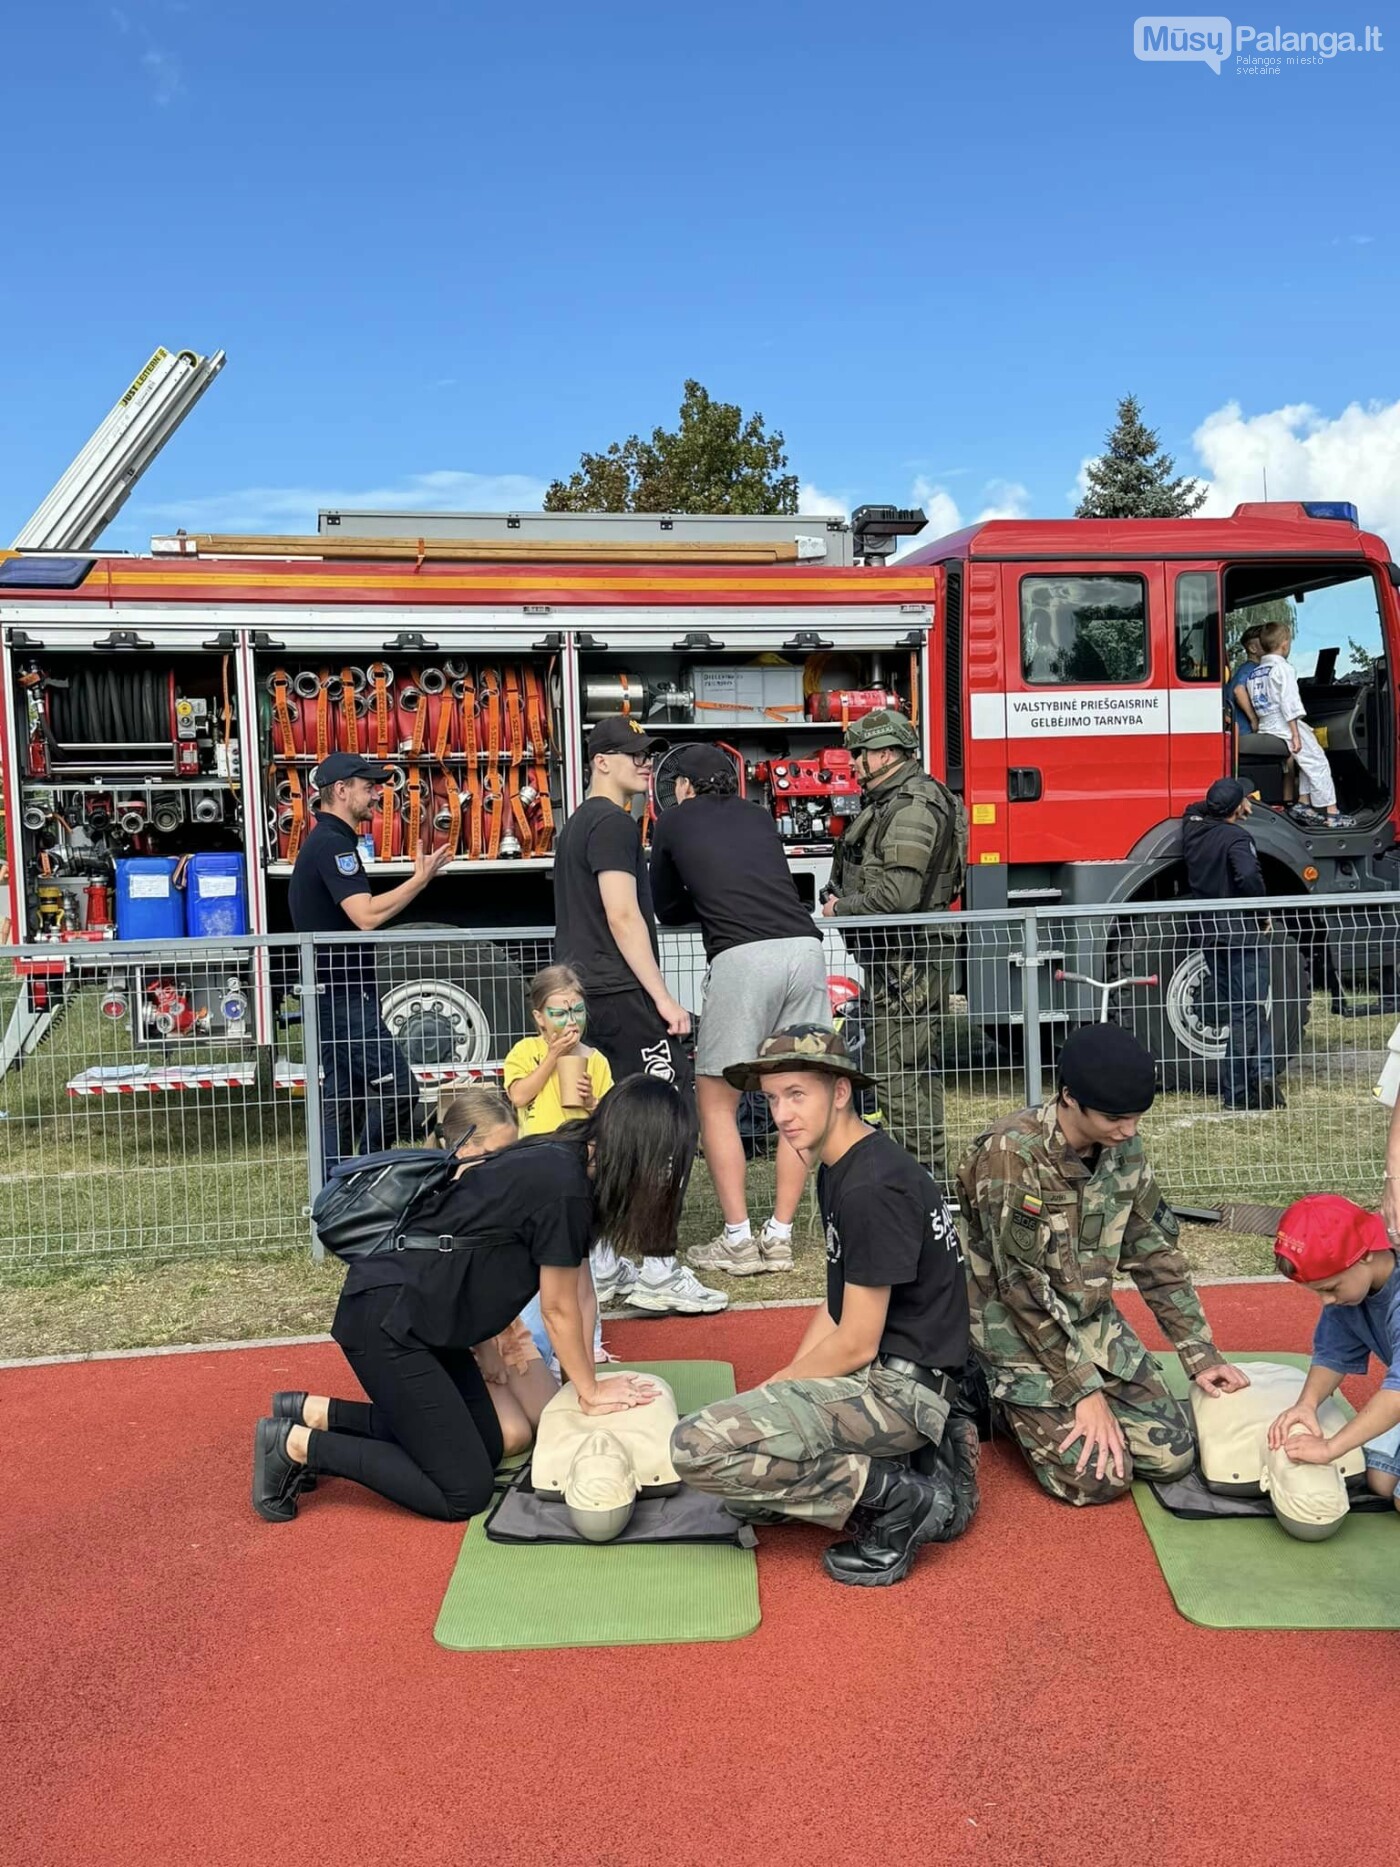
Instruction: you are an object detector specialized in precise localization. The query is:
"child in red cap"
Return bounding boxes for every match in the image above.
[1268,1193,1400,1506]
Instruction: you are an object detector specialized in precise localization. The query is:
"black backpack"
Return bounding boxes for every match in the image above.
[311,1148,462,1262]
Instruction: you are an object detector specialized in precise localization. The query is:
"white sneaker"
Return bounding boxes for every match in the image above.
[593,1257,640,1306]
[627,1263,730,1315]
[756,1222,795,1273]
[688,1230,766,1276]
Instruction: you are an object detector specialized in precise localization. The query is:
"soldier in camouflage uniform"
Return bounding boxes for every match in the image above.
[955,1023,1250,1507]
[821,710,967,1186]
[672,1026,979,1586]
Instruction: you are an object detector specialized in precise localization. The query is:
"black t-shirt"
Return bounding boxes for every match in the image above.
[551,794,658,995]
[288,812,373,987]
[818,1129,970,1369]
[649,794,821,963]
[342,1140,594,1348]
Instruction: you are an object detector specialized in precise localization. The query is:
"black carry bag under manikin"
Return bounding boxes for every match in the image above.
[484,1461,753,1548]
[310,1148,462,1261]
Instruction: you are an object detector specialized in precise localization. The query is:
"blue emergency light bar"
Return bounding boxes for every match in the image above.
[1302,501,1359,524]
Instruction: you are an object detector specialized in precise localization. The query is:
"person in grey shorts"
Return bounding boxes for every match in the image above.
[650,745,830,1276]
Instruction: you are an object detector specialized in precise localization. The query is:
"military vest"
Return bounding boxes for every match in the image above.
[834,760,968,912]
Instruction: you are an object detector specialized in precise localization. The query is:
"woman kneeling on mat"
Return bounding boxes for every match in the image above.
[251,1074,696,1524]
[436,1083,559,1457]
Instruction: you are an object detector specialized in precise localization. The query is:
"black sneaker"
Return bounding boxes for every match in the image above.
[252,1417,308,1523]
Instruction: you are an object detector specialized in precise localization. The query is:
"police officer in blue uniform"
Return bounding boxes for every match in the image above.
[289,753,451,1176]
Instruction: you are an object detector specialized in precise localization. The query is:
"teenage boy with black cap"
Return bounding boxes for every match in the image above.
[551,714,726,1316]
[956,1023,1250,1506]
[289,752,451,1176]
[671,1025,977,1587]
[1182,775,1280,1112]
[649,743,830,1277]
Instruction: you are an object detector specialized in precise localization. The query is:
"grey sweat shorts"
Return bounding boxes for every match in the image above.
[695,935,830,1077]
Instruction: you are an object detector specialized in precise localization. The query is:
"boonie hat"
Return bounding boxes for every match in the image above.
[314,751,393,788]
[588,713,669,759]
[671,744,737,787]
[723,1023,878,1094]
[1274,1194,1388,1283]
[843,708,918,755]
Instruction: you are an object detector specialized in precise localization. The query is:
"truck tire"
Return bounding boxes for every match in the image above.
[376,925,530,1068]
[1107,919,1310,1094]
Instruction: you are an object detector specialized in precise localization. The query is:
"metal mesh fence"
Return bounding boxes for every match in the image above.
[1,895,1396,1264]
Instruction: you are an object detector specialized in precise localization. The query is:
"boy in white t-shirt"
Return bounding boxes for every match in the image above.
[1242,621,1355,828]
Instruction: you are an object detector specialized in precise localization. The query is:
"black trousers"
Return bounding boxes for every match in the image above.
[308,1285,503,1521]
[587,985,694,1092]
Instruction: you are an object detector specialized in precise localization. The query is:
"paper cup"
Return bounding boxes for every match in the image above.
[555,1053,590,1110]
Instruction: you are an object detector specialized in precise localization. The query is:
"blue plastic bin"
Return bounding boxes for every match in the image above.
[186,852,248,939]
[115,858,186,941]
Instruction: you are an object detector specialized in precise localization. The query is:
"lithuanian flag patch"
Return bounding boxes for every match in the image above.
[1019,1194,1044,1216]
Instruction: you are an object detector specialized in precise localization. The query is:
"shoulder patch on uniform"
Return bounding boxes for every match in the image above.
[1020,1194,1043,1215]
[336,853,360,875]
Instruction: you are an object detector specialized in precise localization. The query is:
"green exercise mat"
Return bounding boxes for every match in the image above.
[1133,1352,1400,1630]
[434,1360,761,1652]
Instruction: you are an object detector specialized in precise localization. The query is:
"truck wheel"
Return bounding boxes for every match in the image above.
[1107,922,1310,1094]
[376,926,529,1068]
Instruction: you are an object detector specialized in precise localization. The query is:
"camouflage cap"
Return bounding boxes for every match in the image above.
[843,708,918,754]
[722,1023,878,1093]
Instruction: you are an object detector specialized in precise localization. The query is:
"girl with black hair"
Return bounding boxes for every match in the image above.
[251,1074,697,1524]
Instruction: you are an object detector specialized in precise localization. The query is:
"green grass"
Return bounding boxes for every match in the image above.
[0,988,1383,1358]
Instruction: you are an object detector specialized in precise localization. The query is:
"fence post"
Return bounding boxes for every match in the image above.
[298,935,326,1260]
[1020,907,1044,1108]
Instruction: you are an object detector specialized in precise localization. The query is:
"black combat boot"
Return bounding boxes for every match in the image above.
[821,1460,953,1587]
[914,1414,982,1543]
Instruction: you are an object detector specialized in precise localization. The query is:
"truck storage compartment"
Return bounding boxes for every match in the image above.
[256,653,562,866]
[578,645,919,853]
[10,644,246,952]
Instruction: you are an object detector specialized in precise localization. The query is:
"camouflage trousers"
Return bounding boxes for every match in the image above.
[670,1363,950,1531]
[1000,1357,1195,1508]
[866,959,951,1186]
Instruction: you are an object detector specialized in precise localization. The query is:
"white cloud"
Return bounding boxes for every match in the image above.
[796,480,848,517]
[133,470,553,537]
[1191,398,1400,545]
[910,473,1032,541]
[140,47,183,104]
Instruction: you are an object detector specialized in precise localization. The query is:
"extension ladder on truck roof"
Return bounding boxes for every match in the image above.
[11,346,225,552]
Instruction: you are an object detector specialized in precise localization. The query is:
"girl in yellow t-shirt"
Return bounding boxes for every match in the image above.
[503,964,614,1135]
[504,965,620,1355]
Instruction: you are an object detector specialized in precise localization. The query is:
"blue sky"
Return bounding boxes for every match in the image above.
[1,0,1397,580]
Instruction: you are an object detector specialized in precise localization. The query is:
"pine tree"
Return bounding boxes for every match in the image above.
[1075,395,1207,519]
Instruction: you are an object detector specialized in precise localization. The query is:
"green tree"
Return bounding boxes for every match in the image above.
[1225,597,1295,660]
[1075,394,1208,519]
[544,380,800,514]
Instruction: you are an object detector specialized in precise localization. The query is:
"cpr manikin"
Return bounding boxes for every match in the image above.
[1190,1359,1358,1541]
[532,1371,682,1543]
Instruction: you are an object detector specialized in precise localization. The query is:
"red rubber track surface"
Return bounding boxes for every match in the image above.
[4,1284,1396,1867]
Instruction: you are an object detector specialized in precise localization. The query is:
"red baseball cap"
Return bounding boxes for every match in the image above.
[1274,1195,1388,1283]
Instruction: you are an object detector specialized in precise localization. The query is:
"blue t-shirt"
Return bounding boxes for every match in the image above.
[1225,660,1254,732]
[1312,1263,1400,1393]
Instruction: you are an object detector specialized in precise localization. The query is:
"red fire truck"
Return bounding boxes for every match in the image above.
[0,498,1394,1090]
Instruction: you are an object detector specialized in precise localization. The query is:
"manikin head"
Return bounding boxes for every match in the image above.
[563,1431,640,1542]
